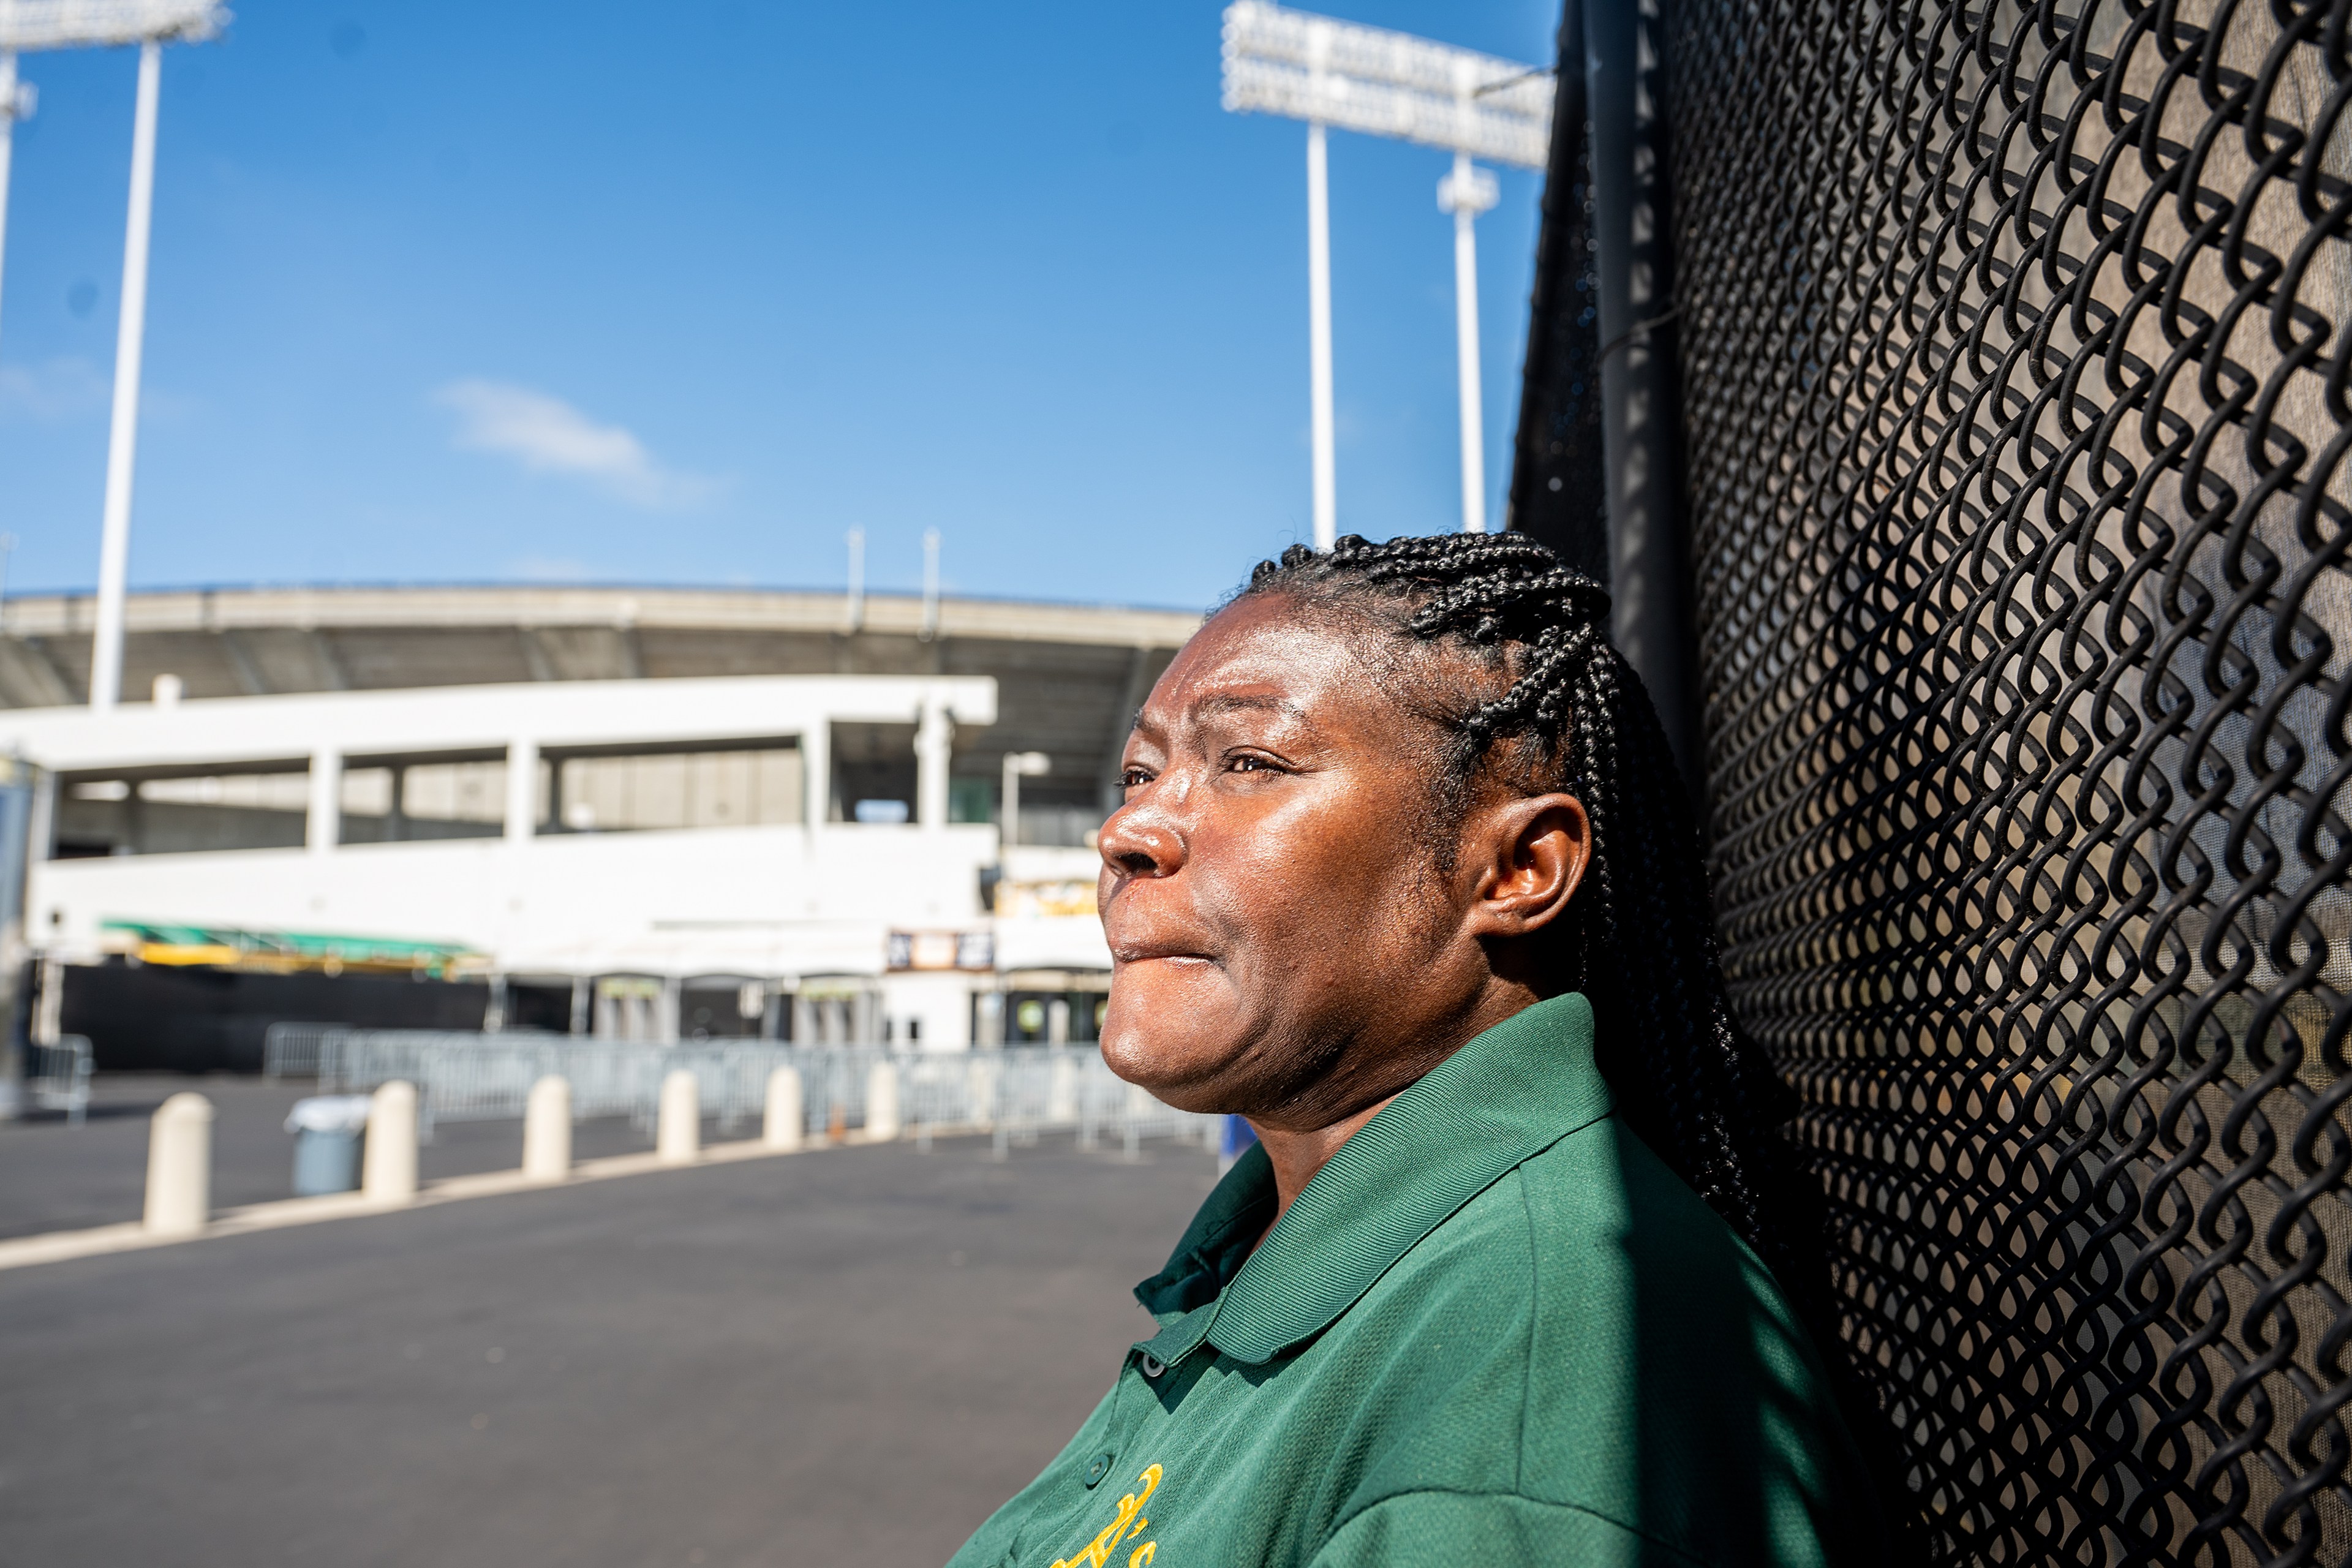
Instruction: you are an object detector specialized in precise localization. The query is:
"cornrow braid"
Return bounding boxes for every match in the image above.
[1240,530,1811,1290]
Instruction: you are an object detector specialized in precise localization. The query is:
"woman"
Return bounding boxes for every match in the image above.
[947,533,1885,1567]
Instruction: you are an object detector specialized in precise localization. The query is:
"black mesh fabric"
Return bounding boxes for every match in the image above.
[1651,0,2352,1561]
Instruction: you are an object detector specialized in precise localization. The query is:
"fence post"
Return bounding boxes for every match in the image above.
[143,1091,213,1235]
[764,1066,803,1150]
[1583,0,1702,797]
[1047,1053,1078,1124]
[364,1080,418,1204]
[1122,1082,1149,1163]
[522,1075,571,1181]
[865,1058,900,1143]
[967,1056,998,1133]
[657,1068,700,1164]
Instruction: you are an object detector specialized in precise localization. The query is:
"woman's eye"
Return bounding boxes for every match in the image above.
[1120,767,1153,788]
[1229,755,1278,774]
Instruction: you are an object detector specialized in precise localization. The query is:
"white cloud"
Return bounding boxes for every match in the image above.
[0,356,108,421]
[435,378,710,508]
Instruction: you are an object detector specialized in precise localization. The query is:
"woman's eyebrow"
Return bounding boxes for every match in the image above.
[1191,692,1310,723]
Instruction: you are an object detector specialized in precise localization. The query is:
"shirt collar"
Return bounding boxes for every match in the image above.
[1131,992,1609,1368]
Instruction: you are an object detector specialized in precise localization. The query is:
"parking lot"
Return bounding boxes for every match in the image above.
[0,1100,1217,1567]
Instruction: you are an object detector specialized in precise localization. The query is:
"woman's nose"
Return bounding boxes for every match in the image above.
[1098,796,1183,879]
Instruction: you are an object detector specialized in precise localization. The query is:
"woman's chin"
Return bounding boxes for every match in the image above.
[1099,1018,1248,1112]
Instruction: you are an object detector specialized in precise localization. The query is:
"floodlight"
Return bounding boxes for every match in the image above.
[1219,2,1549,542]
[1439,162,1499,218]
[1221,1,1550,170]
[0,1,226,51]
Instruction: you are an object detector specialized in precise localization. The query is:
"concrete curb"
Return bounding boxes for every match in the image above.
[0,1128,918,1275]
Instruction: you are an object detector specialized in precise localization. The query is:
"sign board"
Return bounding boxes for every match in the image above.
[886,930,995,973]
[993,878,1098,919]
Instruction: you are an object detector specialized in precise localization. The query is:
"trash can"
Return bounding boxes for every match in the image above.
[286,1095,374,1196]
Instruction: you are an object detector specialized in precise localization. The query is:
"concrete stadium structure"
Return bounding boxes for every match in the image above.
[0,585,1194,813]
[0,585,1199,1068]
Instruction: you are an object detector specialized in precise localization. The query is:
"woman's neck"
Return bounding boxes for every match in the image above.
[1245,1093,1397,1246]
[1242,981,1541,1245]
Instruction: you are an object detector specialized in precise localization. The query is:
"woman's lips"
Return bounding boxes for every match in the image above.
[1110,943,1215,965]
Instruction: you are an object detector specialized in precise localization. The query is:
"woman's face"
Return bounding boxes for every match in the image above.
[1095,594,1576,1125]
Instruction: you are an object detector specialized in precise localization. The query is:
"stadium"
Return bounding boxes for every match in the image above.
[0,582,1195,1068]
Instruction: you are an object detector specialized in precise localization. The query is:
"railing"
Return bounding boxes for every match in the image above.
[262,1022,347,1079]
[26,1035,92,1125]
[310,1029,1213,1148]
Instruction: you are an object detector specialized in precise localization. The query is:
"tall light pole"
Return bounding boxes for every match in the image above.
[0,53,37,370]
[0,2,227,710]
[0,53,31,649]
[88,37,159,712]
[1439,154,1498,534]
[1305,119,1334,548]
[1222,2,1548,545]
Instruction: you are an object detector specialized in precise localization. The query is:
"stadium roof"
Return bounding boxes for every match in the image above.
[0,583,1204,809]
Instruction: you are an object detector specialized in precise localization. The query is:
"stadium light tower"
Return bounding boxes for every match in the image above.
[0,59,38,371]
[1221,2,1548,545]
[0,2,229,710]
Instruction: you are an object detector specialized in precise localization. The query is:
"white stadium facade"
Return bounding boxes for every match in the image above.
[0,583,1196,1070]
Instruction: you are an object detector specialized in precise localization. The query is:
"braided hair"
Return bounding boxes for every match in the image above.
[1239,530,1814,1286]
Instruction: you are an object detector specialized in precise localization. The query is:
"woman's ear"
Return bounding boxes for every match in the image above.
[1461,793,1589,938]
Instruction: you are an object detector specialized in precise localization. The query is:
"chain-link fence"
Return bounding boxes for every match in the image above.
[1624,0,2352,1561]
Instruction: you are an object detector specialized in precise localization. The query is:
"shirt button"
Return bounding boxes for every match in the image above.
[1139,1354,1166,1378]
[1083,1450,1114,1488]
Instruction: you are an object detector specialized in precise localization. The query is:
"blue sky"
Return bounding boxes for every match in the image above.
[0,1,1557,612]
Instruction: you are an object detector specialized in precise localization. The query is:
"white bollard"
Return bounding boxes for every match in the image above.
[522,1075,572,1182]
[143,1091,214,1235]
[657,1068,701,1164]
[1047,1054,1079,1125]
[763,1066,804,1151]
[363,1080,419,1204]
[865,1059,901,1144]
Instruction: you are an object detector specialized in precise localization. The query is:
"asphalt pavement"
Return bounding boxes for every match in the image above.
[0,1119,1218,1567]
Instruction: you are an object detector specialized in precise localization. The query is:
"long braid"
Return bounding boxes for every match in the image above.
[1240,531,1807,1285]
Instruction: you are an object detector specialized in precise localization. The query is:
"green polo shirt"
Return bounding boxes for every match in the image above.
[944,992,1882,1568]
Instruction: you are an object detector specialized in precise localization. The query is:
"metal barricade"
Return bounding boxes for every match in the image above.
[25,1035,91,1125]
[262,1022,350,1079]
[314,1030,1213,1150]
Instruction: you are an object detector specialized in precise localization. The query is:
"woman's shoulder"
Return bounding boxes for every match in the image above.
[1306,1126,1874,1566]
[1518,1112,1792,1300]
[1509,1116,1877,1567]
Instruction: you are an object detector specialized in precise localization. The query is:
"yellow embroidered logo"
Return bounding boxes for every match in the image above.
[1050,1464,1161,1568]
